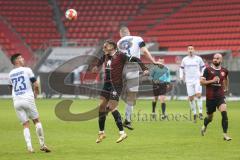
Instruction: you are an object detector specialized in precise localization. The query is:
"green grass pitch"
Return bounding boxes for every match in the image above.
[0,99,239,160]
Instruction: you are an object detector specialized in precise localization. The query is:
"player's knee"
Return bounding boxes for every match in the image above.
[127,92,136,100]
[23,121,30,128]
[99,103,107,112]
[160,96,165,103]
[106,103,117,112]
[110,106,117,112]
[32,118,40,124]
[189,96,194,101]
[208,114,213,121]
[196,93,201,98]
[127,100,135,106]
[219,104,227,112]
[153,97,158,102]
[127,94,134,100]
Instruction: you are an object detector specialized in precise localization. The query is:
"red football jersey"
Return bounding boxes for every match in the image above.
[202,66,228,100]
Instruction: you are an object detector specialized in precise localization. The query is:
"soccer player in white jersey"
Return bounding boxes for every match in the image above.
[117,26,157,129]
[8,53,50,153]
[179,45,205,123]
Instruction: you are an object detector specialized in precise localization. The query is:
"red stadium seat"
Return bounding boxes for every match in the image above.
[0,0,61,53]
[59,0,144,40]
[144,0,240,57]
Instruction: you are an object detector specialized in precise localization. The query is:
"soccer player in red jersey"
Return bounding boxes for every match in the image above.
[200,53,232,141]
[92,40,148,143]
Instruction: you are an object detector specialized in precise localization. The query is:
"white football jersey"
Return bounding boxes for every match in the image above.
[117,35,145,58]
[180,55,205,83]
[9,67,35,102]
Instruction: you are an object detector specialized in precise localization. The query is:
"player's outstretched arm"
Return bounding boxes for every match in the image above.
[129,56,148,73]
[141,47,156,64]
[33,81,39,98]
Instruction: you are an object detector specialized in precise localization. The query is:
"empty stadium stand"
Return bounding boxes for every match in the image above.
[127,0,188,36]
[0,20,32,61]
[0,0,60,54]
[145,0,240,56]
[57,0,149,40]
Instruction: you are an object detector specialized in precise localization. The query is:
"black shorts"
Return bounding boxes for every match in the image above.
[153,83,167,96]
[100,82,122,101]
[206,97,226,114]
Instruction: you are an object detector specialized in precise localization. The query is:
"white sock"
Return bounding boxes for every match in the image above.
[23,128,32,149]
[99,131,104,134]
[196,97,203,114]
[35,123,45,147]
[189,100,197,115]
[125,104,133,122]
[119,130,125,135]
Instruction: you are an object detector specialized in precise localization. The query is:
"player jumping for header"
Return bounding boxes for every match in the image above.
[92,40,148,143]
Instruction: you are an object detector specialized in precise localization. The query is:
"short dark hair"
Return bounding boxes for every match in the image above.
[188,44,194,47]
[104,39,117,50]
[10,53,21,64]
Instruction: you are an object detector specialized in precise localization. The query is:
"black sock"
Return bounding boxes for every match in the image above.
[152,101,156,113]
[221,111,228,133]
[204,117,212,127]
[194,114,197,120]
[98,112,107,131]
[161,103,166,115]
[112,110,124,131]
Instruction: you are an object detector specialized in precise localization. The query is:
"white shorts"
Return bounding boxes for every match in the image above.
[123,63,139,92]
[13,99,39,124]
[186,82,202,97]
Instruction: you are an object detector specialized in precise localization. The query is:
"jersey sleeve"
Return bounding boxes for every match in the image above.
[199,57,205,75]
[180,58,185,69]
[199,57,205,68]
[137,37,145,48]
[27,68,36,83]
[27,68,35,78]
[179,59,185,79]
[202,67,208,79]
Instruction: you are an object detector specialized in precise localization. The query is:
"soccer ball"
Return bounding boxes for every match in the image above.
[65,9,77,20]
